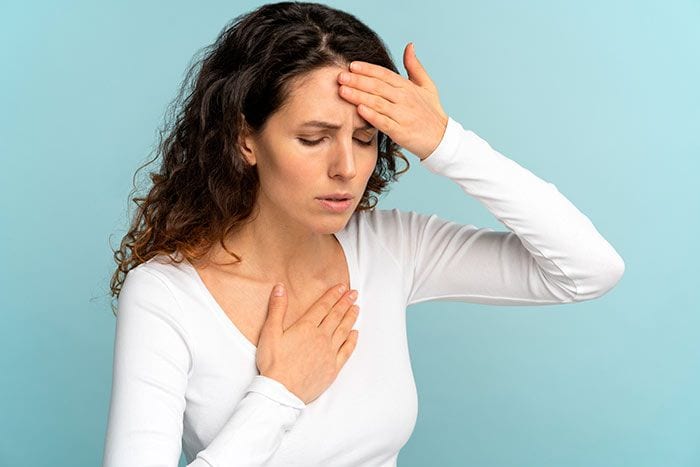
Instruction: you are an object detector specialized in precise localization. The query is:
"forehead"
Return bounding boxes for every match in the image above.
[280,66,373,129]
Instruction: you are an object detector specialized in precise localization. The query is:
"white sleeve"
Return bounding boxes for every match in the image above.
[102,267,306,467]
[392,115,625,307]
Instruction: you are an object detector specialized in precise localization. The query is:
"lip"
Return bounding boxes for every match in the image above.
[317,192,354,200]
[317,198,353,213]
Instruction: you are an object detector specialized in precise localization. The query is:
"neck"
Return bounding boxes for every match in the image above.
[204,197,340,287]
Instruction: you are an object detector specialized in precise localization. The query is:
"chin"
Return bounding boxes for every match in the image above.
[312,216,350,234]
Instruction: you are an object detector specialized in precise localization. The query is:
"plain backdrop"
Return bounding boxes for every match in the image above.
[1,1,698,466]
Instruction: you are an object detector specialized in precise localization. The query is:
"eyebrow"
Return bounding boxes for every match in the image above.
[299,120,375,131]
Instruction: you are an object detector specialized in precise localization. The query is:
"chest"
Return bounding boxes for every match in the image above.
[181,262,420,466]
[262,281,419,465]
[195,255,350,349]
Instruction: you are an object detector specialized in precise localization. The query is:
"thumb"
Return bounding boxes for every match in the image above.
[262,282,288,337]
[403,42,435,91]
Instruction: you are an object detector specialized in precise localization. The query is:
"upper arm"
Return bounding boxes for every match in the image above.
[103,266,193,467]
[402,210,578,306]
[363,208,579,308]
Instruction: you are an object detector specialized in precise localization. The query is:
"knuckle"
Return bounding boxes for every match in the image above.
[345,312,356,326]
[333,305,345,319]
[373,96,384,111]
[318,298,333,312]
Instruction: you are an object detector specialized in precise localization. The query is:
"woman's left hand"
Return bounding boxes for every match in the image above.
[336,42,449,161]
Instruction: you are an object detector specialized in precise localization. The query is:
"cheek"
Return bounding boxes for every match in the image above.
[363,153,379,178]
[269,158,317,196]
[256,153,301,195]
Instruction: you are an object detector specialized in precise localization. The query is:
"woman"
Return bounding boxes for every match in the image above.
[103,2,625,466]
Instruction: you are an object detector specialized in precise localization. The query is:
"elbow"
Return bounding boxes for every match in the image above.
[602,253,625,292]
[573,251,626,301]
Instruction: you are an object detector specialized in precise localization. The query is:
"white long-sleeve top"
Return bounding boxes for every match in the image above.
[102,116,625,467]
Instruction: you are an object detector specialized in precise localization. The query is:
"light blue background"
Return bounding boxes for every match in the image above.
[1,1,698,466]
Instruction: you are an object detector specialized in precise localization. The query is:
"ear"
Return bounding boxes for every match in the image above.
[238,114,257,167]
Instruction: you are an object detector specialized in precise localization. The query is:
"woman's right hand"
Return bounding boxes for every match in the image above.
[255,283,360,405]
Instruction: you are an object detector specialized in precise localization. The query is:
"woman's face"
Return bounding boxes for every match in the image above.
[240,65,379,235]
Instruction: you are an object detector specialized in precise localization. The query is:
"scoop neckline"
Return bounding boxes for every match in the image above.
[180,229,361,355]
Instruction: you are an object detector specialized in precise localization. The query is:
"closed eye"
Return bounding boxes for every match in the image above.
[297,137,374,147]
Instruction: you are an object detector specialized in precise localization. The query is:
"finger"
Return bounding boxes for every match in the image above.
[260,283,287,339]
[403,42,437,92]
[331,305,359,350]
[349,61,406,89]
[336,330,359,369]
[338,85,399,123]
[318,289,358,335]
[337,71,403,104]
[300,283,349,327]
[356,103,398,139]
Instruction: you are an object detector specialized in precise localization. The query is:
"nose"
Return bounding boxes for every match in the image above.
[329,138,357,179]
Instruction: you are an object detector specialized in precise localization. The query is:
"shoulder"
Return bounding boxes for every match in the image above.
[118,256,197,340]
[116,258,196,376]
[120,253,197,314]
[354,207,436,237]
[121,260,179,306]
[346,208,438,266]
[130,252,196,293]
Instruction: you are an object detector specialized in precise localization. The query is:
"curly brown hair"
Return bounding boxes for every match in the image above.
[109,1,411,315]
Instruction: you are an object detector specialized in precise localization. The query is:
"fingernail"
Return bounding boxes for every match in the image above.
[273,283,285,296]
[338,284,347,294]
